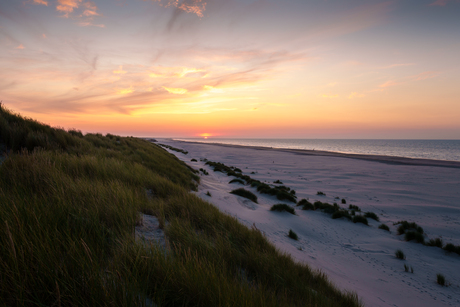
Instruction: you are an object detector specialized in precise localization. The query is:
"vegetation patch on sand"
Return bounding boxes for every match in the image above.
[230,188,258,203]
[270,204,296,215]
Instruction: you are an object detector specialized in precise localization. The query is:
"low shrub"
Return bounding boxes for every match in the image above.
[341,198,346,204]
[288,229,298,240]
[426,238,443,248]
[352,215,368,225]
[404,231,425,244]
[364,212,380,221]
[404,264,414,273]
[348,205,361,211]
[206,191,212,197]
[313,202,338,214]
[270,204,296,215]
[274,180,283,184]
[229,178,245,185]
[378,224,390,231]
[317,191,326,196]
[443,243,456,253]
[332,210,351,220]
[395,249,406,260]
[298,199,314,210]
[199,168,209,175]
[437,274,445,286]
[395,221,423,235]
[230,188,258,203]
[191,158,197,162]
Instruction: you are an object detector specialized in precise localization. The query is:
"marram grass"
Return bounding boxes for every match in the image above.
[0,105,361,306]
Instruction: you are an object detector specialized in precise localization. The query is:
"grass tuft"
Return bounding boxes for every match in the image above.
[378,224,390,231]
[426,238,443,248]
[230,188,258,203]
[364,212,380,221]
[270,204,296,215]
[352,215,368,225]
[395,249,406,260]
[332,210,352,220]
[288,229,298,240]
[229,178,245,185]
[404,231,425,244]
[437,274,446,286]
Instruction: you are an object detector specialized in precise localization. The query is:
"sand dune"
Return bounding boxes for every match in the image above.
[158,139,460,307]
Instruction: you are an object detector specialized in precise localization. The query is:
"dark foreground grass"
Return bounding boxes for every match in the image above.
[0,105,361,307]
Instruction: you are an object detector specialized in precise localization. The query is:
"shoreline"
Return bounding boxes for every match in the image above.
[171,139,460,169]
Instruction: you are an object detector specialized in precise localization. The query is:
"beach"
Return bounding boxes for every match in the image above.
[158,139,460,307]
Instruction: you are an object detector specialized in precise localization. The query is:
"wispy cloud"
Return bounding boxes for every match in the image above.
[16,44,25,49]
[379,80,399,88]
[429,0,451,6]
[32,0,48,6]
[162,86,188,94]
[151,0,207,18]
[412,71,439,81]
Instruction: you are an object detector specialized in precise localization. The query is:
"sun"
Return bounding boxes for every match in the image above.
[199,133,212,139]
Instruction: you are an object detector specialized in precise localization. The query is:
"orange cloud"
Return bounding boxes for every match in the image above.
[162,86,188,94]
[149,67,205,79]
[113,66,127,74]
[82,1,99,17]
[16,44,25,49]
[413,71,439,81]
[116,87,134,95]
[152,0,207,18]
[56,0,82,17]
[32,0,48,6]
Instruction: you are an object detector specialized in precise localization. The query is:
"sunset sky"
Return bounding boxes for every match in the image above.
[1,0,459,138]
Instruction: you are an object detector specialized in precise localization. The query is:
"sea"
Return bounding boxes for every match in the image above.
[173,139,460,162]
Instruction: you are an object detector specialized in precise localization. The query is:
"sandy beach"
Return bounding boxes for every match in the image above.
[159,139,460,307]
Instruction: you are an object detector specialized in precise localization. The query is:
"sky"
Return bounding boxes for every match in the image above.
[1,0,459,139]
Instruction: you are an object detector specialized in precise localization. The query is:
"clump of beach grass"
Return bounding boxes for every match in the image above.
[288,229,299,240]
[395,221,423,235]
[270,204,296,215]
[395,249,406,260]
[378,224,390,231]
[229,178,245,185]
[297,198,314,210]
[364,212,379,221]
[332,210,352,220]
[352,215,368,225]
[437,274,446,286]
[404,264,414,273]
[230,188,258,203]
[317,191,326,196]
[426,238,443,248]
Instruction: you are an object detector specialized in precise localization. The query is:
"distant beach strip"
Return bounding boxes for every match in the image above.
[173,139,460,168]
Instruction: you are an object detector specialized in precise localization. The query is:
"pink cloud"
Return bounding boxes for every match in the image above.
[32,0,48,6]
[151,0,207,18]
[56,0,82,17]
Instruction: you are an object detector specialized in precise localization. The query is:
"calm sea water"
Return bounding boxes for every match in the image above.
[174,139,460,162]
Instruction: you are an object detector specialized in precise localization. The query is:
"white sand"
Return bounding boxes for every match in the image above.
[157,139,460,307]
